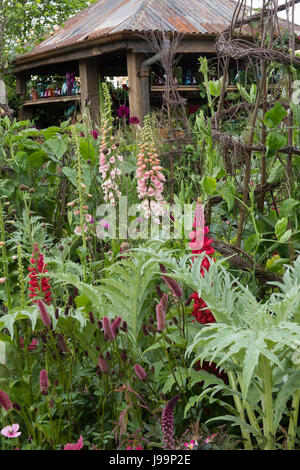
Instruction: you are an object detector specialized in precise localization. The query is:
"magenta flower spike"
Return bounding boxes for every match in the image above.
[98,356,109,374]
[64,435,84,450]
[161,395,180,450]
[111,316,122,335]
[102,316,115,341]
[134,364,147,382]
[161,294,168,313]
[39,369,49,396]
[159,264,183,299]
[156,302,166,331]
[0,389,12,411]
[37,299,52,328]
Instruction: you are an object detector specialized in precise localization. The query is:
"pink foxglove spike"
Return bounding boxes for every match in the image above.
[189,201,205,250]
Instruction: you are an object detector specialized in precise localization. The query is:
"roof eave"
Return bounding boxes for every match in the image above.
[13,30,215,70]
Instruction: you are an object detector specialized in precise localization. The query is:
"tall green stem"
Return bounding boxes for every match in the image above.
[260,356,274,450]
[228,370,253,450]
[287,389,300,450]
[72,126,88,281]
[0,202,12,310]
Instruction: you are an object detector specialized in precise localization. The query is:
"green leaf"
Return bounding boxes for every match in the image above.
[206,415,263,437]
[279,229,292,243]
[75,294,92,311]
[266,132,287,157]
[14,150,28,170]
[26,150,47,169]
[267,160,285,184]
[42,136,68,161]
[209,78,223,97]
[274,370,300,430]
[280,198,299,218]
[264,102,287,128]
[41,126,62,140]
[244,234,259,252]
[201,176,217,195]
[275,217,288,240]
[79,138,96,164]
[0,308,39,338]
[62,167,77,187]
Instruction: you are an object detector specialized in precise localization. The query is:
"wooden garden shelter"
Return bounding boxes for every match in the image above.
[13,0,238,125]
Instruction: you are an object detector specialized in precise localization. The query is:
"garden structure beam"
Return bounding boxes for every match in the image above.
[15,73,33,121]
[79,56,100,126]
[126,51,147,125]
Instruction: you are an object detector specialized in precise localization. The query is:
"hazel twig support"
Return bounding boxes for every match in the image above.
[0,201,12,310]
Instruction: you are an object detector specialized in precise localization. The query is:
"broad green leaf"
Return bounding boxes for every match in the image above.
[206,415,264,437]
[42,136,68,161]
[266,132,287,157]
[41,126,62,140]
[280,198,299,218]
[264,102,287,128]
[267,160,285,184]
[209,78,223,97]
[275,217,288,240]
[201,176,217,195]
[26,150,47,169]
[274,370,300,430]
[279,229,292,243]
[79,138,96,164]
[62,167,77,187]
[244,234,259,252]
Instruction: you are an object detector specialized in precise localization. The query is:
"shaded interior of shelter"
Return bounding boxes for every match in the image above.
[20,49,231,128]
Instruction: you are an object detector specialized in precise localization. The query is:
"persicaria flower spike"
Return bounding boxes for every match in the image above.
[161,294,168,313]
[37,299,52,328]
[111,316,122,335]
[161,394,180,450]
[98,356,109,374]
[57,334,67,353]
[39,369,49,396]
[102,316,115,341]
[0,389,12,411]
[159,264,183,299]
[156,302,166,331]
[134,364,147,382]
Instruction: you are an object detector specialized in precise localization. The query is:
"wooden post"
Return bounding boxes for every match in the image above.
[16,73,33,121]
[126,51,147,125]
[79,56,100,126]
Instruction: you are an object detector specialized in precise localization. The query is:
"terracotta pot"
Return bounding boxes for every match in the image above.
[31,90,38,101]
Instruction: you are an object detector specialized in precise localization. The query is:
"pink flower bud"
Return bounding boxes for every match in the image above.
[156,302,166,331]
[39,369,49,396]
[98,356,109,374]
[111,316,122,335]
[102,316,115,341]
[134,364,147,382]
[37,299,52,328]
[0,389,12,411]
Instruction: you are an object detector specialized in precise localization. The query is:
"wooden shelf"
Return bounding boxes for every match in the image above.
[23,95,81,106]
[150,85,241,93]
[150,85,200,92]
